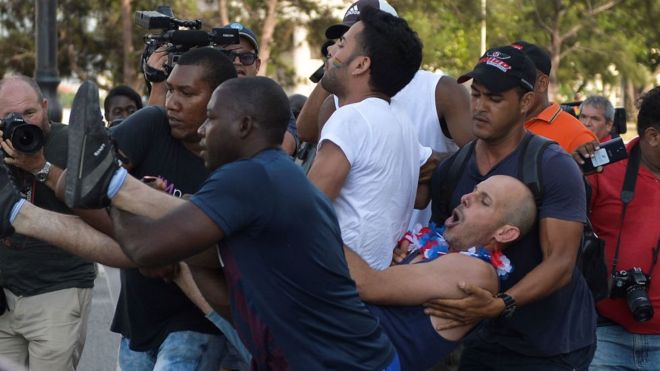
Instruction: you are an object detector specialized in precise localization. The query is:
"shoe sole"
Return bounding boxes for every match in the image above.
[65,81,102,209]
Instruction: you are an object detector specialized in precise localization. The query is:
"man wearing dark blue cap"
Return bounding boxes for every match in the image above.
[418,45,597,370]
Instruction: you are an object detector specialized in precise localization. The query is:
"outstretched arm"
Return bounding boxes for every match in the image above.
[12,202,135,268]
[111,201,223,267]
[344,246,497,306]
[426,218,583,328]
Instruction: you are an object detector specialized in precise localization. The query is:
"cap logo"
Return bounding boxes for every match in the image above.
[486,51,511,59]
[345,5,360,17]
[511,43,523,50]
[479,56,511,73]
[229,22,244,30]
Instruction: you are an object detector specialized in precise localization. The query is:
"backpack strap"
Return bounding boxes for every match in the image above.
[518,134,555,205]
[432,140,476,221]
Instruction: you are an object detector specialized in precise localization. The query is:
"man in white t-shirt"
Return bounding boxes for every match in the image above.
[297,1,472,231]
[307,6,428,270]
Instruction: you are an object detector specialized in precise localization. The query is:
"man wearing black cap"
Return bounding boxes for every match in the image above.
[419,45,597,370]
[511,41,598,154]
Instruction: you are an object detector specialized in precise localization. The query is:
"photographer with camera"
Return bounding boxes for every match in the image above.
[0,75,96,370]
[587,87,660,370]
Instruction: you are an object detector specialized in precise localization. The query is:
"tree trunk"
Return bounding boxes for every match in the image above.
[257,0,278,76]
[624,78,636,135]
[120,0,136,89]
[218,0,229,26]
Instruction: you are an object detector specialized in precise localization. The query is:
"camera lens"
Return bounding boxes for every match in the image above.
[626,285,654,322]
[11,124,44,153]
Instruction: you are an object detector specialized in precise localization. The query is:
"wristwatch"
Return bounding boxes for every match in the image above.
[35,161,52,183]
[496,293,517,318]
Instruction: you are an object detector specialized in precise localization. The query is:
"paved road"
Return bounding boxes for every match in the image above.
[78,265,121,371]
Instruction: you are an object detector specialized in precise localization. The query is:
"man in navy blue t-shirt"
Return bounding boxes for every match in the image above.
[416,46,597,370]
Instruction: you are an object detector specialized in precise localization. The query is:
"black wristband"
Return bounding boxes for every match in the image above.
[496,293,517,318]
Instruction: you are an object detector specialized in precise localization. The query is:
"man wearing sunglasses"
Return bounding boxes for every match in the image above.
[216,23,299,156]
[218,23,260,77]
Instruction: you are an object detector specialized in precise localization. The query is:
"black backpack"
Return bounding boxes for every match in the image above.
[433,134,608,301]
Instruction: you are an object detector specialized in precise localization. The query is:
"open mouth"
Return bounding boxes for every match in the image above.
[445,207,464,227]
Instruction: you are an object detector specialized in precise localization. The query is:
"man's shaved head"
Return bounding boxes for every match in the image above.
[443,175,537,250]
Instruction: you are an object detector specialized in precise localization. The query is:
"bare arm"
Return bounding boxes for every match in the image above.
[145,48,169,107]
[344,246,497,306]
[296,83,331,143]
[281,131,297,155]
[173,259,232,320]
[111,201,223,266]
[317,95,337,134]
[307,140,350,201]
[112,175,187,219]
[436,76,473,147]
[12,203,136,268]
[506,218,583,305]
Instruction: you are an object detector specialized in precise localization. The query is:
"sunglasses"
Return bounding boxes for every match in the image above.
[220,50,258,66]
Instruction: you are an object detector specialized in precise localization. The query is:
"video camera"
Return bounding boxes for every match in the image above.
[559,101,627,137]
[0,113,44,154]
[135,5,240,82]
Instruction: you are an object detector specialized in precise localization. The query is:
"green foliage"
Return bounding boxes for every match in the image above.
[0,0,657,98]
[391,0,659,101]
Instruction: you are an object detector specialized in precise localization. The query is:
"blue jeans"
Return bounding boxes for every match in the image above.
[118,331,225,371]
[590,323,660,371]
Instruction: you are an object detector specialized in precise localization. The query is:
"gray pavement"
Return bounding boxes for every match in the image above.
[78,265,121,371]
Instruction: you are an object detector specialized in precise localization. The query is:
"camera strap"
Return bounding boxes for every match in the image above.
[611,143,641,274]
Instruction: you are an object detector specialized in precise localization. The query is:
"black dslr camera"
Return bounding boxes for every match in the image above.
[610,267,654,322]
[136,6,239,82]
[0,113,45,154]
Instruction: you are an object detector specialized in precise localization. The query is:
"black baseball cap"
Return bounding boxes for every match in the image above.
[458,46,537,93]
[325,0,398,39]
[511,40,551,75]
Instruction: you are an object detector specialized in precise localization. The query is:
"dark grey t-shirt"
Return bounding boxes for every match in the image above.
[0,122,96,296]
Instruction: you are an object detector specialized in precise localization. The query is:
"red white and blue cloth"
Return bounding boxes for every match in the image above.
[400,223,513,279]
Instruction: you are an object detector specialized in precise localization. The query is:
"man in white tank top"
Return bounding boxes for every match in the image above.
[307,7,429,270]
